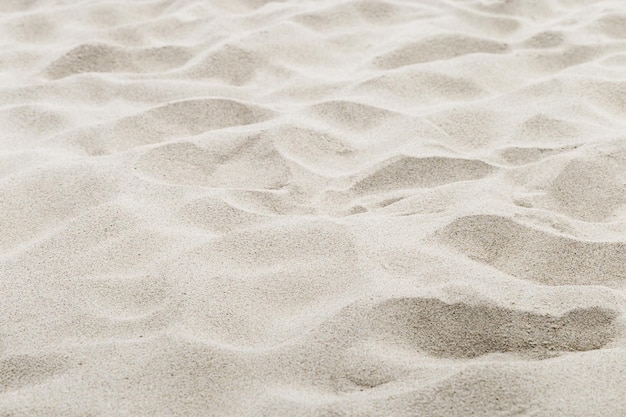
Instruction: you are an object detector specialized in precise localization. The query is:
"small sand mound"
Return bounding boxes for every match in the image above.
[351,156,495,195]
[356,70,486,104]
[185,45,262,85]
[0,355,71,392]
[180,196,269,233]
[309,100,395,130]
[45,43,193,79]
[498,146,574,165]
[369,298,618,358]
[0,164,117,251]
[373,34,508,69]
[439,215,626,285]
[136,135,291,189]
[65,98,275,154]
[547,157,626,222]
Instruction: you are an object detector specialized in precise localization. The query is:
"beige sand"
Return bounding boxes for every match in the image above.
[1,0,626,416]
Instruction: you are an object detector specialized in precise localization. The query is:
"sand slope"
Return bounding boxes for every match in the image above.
[1,0,626,416]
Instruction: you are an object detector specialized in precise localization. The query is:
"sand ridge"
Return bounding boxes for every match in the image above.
[1,0,626,416]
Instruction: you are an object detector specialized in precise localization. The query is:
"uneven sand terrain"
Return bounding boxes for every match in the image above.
[1,0,626,416]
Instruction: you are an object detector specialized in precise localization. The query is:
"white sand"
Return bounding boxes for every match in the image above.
[1,0,626,416]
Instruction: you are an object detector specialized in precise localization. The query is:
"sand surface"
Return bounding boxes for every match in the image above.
[1,0,626,416]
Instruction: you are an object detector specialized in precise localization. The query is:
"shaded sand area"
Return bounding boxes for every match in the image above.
[1,0,626,416]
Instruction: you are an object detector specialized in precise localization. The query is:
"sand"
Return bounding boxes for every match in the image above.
[1,0,626,416]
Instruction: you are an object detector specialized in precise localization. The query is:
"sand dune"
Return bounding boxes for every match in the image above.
[1,0,626,416]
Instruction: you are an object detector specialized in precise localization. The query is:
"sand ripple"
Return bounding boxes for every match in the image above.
[1,0,626,416]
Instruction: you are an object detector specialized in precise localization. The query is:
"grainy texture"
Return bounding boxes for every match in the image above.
[1,0,626,416]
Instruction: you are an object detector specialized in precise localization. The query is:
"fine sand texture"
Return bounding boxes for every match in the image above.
[1,0,626,416]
